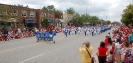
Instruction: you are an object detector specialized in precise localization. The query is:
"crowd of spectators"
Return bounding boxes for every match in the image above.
[79,25,133,63]
[0,27,35,41]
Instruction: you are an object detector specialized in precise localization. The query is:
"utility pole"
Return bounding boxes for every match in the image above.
[106,16,107,21]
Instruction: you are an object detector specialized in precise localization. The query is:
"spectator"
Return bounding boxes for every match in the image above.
[114,39,121,63]
[121,42,133,63]
[129,32,133,47]
[96,41,109,63]
[104,35,109,47]
[79,41,93,63]
[106,50,114,63]
[111,42,115,54]
[108,32,112,45]
[0,35,3,41]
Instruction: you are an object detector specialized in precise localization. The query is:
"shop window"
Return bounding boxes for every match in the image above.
[21,10,27,17]
[30,11,35,17]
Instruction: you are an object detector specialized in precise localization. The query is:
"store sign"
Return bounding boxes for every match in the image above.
[48,20,53,23]
[25,19,37,24]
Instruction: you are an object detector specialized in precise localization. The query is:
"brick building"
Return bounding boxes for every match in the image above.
[0,3,63,29]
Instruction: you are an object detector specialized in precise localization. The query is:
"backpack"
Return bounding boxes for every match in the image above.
[123,49,133,63]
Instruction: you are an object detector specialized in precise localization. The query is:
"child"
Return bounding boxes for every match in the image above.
[106,50,114,63]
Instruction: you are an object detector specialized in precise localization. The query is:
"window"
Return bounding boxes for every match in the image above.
[30,11,35,17]
[3,10,7,15]
[41,12,46,17]
[11,10,18,16]
[21,10,27,17]
[48,13,53,18]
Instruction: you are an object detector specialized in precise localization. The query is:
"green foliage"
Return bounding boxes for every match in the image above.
[41,18,49,28]
[121,3,133,26]
[106,20,111,24]
[0,5,11,26]
[13,4,29,8]
[73,12,82,26]
[54,9,63,14]
[112,21,121,25]
[89,16,99,25]
[64,7,75,14]
[72,13,101,26]
[42,5,63,13]
[42,6,48,10]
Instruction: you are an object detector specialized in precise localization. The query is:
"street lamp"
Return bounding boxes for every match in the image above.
[86,4,92,16]
[86,4,92,25]
[106,16,107,21]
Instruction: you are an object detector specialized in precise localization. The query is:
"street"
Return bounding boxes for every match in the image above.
[0,29,112,63]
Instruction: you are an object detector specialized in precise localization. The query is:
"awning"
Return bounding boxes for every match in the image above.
[8,18,17,22]
[25,19,37,24]
[48,20,53,23]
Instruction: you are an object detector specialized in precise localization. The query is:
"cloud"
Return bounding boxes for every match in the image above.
[0,0,132,22]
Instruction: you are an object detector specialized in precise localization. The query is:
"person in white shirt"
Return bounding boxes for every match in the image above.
[114,39,121,63]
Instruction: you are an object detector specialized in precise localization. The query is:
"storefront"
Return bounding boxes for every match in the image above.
[48,20,53,25]
[24,19,37,28]
[0,18,17,28]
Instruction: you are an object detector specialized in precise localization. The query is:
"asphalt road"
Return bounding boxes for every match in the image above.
[0,29,113,63]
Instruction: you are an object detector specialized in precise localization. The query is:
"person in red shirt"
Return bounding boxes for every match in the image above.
[104,36,109,47]
[47,25,54,32]
[111,42,115,61]
[111,42,115,53]
[122,33,128,42]
[0,35,3,41]
[96,41,109,63]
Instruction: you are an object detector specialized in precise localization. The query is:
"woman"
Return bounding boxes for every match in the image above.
[79,41,93,63]
[121,41,133,63]
[114,39,121,63]
[96,41,108,63]
[104,36,109,47]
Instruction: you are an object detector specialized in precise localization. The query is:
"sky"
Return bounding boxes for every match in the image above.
[0,0,133,22]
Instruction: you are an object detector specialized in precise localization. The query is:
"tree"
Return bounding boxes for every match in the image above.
[47,5,55,11]
[106,20,111,24]
[112,21,121,25]
[17,4,23,7]
[25,5,29,8]
[54,9,63,14]
[0,5,11,26]
[64,7,75,14]
[42,5,63,13]
[89,16,99,25]
[41,17,49,28]
[42,6,48,10]
[121,3,133,26]
[73,12,83,26]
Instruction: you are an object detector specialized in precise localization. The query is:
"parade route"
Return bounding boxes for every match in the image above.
[0,29,113,63]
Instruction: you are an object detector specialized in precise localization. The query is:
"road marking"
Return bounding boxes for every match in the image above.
[18,54,44,63]
[0,33,75,53]
[0,43,40,53]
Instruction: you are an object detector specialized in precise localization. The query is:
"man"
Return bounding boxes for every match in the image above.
[108,32,112,45]
[35,30,41,42]
[129,32,133,47]
[64,28,68,37]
